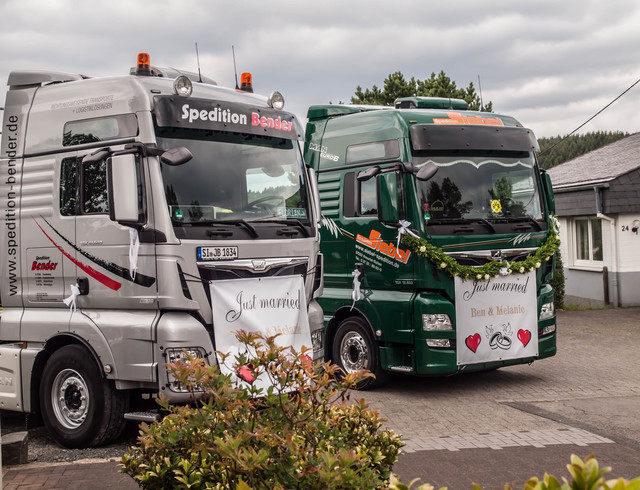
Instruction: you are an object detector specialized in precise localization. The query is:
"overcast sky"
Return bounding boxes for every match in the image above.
[2,0,640,138]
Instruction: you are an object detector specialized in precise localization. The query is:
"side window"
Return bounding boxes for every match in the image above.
[343,172,377,218]
[60,154,143,217]
[60,157,77,216]
[63,114,138,147]
[359,179,377,216]
[82,159,109,214]
[346,140,400,165]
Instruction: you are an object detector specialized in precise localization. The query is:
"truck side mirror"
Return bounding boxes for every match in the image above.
[357,166,381,182]
[377,170,402,225]
[107,154,143,226]
[541,170,555,215]
[160,146,193,166]
[416,162,438,181]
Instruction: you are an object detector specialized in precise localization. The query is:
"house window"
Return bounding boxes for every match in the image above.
[574,217,603,264]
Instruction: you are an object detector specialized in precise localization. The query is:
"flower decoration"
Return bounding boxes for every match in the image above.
[401,227,561,281]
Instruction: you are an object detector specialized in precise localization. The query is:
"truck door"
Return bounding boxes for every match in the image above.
[73,153,157,308]
[70,152,158,380]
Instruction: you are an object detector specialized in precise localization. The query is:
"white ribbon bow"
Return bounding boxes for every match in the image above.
[499,261,511,277]
[63,283,81,313]
[129,229,140,280]
[350,269,362,311]
[550,215,560,234]
[397,220,419,249]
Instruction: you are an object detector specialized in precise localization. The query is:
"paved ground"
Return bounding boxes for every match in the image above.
[3,307,640,489]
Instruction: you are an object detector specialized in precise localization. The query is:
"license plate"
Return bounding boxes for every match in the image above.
[197,246,238,261]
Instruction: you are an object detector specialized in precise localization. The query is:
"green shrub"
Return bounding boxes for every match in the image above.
[551,247,566,310]
[516,454,640,490]
[388,454,640,490]
[121,331,404,489]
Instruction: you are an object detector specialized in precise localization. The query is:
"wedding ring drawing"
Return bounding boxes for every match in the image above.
[489,331,512,350]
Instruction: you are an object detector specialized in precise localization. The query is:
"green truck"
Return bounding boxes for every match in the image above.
[304,97,558,389]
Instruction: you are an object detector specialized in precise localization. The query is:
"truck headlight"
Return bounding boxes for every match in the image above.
[426,339,453,348]
[267,91,285,110]
[541,324,556,336]
[539,302,555,320]
[173,75,193,97]
[311,328,323,352]
[165,347,206,364]
[422,314,453,331]
[164,347,208,393]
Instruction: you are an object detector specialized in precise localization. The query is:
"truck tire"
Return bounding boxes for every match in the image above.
[39,344,129,448]
[331,316,388,390]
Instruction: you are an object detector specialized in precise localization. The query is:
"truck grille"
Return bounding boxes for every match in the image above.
[197,259,308,304]
[445,248,537,267]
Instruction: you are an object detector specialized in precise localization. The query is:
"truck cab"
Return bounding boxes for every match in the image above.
[0,54,324,447]
[304,97,557,389]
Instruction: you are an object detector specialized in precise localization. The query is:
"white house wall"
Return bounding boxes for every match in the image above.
[557,214,640,307]
[617,213,640,306]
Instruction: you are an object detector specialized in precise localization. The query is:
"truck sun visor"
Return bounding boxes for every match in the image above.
[154,96,302,140]
[410,124,539,152]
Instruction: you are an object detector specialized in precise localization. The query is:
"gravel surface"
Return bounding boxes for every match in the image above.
[1,410,140,464]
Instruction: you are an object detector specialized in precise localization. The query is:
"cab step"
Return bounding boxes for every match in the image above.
[124,411,161,423]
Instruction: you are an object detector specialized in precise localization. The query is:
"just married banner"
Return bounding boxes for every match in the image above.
[210,275,311,390]
[455,271,538,366]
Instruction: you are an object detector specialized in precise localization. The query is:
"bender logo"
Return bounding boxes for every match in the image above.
[355,229,411,264]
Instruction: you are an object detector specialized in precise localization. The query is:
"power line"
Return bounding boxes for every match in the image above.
[540,75,640,155]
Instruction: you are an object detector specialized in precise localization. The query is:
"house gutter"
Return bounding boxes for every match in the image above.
[595,186,619,307]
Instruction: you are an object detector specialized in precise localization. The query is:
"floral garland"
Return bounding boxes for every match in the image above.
[401,229,561,281]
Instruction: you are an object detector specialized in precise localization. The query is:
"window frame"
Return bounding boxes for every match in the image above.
[572,216,604,269]
[343,171,378,218]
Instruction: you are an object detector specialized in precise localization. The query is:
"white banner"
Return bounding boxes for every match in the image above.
[210,275,311,390]
[455,271,538,365]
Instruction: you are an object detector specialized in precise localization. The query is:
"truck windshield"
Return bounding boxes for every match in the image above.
[156,128,311,225]
[413,150,543,223]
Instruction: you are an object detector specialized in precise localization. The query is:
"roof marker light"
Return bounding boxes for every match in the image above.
[240,72,253,92]
[267,91,285,110]
[173,75,193,97]
[136,52,152,76]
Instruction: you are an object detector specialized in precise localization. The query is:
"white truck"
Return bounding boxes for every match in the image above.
[0,53,324,448]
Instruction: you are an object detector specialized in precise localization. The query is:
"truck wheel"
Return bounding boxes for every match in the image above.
[332,317,388,390]
[39,344,128,448]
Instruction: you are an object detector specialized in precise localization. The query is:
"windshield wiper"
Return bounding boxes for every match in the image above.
[429,217,496,233]
[428,218,467,225]
[253,218,311,237]
[506,216,542,231]
[181,219,260,238]
[220,219,259,238]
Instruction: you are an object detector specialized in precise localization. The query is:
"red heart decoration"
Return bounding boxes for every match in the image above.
[465,333,481,353]
[517,329,531,347]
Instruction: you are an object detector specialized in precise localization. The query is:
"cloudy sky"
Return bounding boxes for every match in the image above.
[2,0,640,138]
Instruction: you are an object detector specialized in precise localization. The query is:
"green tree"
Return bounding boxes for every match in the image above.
[537,131,628,170]
[352,70,492,111]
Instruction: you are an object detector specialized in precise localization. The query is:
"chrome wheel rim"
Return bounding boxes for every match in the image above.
[339,331,369,373]
[51,368,89,429]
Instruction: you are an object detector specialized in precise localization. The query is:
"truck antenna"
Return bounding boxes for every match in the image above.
[477,74,484,111]
[195,42,203,83]
[232,45,239,90]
